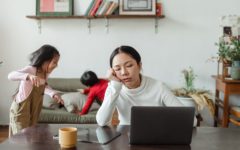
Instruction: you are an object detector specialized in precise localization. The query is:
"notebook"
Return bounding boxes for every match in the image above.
[129,106,195,145]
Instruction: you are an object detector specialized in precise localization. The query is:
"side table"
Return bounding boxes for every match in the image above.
[212,75,240,127]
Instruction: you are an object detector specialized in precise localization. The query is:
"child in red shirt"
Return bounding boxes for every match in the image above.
[79,71,108,115]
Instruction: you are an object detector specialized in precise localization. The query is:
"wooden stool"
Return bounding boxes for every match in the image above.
[229,106,240,126]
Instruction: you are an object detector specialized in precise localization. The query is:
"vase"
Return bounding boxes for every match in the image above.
[177,96,198,114]
[231,60,240,80]
[177,96,196,107]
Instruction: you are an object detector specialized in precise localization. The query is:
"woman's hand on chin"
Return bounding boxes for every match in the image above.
[107,68,121,82]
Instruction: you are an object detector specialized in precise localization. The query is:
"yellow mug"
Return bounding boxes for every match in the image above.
[59,127,77,148]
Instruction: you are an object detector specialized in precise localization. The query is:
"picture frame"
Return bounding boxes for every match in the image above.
[36,0,73,16]
[119,0,156,15]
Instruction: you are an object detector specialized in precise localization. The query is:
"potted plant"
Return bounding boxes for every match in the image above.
[216,36,240,79]
[172,67,215,116]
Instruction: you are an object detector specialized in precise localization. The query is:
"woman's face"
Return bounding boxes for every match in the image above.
[112,52,141,89]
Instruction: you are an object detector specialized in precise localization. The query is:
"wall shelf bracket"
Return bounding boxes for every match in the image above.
[155,18,159,34]
[87,19,91,34]
[37,19,42,34]
[105,18,109,34]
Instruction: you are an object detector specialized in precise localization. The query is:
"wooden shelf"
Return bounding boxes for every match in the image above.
[26,15,165,20]
[26,15,165,34]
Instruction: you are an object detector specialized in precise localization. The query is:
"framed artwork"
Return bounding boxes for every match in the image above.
[36,0,73,16]
[119,0,156,15]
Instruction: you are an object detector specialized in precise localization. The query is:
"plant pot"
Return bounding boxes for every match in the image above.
[231,60,240,80]
[177,96,196,107]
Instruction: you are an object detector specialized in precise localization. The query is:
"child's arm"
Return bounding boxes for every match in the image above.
[8,66,45,87]
[44,85,64,105]
[8,66,35,81]
[80,92,95,115]
[82,88,90,94]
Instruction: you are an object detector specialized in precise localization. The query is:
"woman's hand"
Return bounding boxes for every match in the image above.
[106,68,121,82]
[53,94,64,105]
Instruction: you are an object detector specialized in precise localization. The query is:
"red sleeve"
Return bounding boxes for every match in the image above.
[83,88,90,94]
[80,92,95,115]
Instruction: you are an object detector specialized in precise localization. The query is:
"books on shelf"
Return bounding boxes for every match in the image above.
[84,0,119,17]
[96,1,113,16]
[105,2,118,15]
[95,0,107,15]
[84,0,96,16]
[89,0,103,16]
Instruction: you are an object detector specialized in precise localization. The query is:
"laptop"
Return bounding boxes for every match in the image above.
[129,106,195,145]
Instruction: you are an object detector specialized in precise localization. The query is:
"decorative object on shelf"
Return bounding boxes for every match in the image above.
[119,0,156,15]
[216,36,240,80]
[172,67,214,116]
[36,0,73,16]
[211,15,240,80]
[219,15,240,37]
[216,15,240,63]
[216,36,240,62]
[231,60,240,80]
[27,0,164,34]
[156,0,162,16]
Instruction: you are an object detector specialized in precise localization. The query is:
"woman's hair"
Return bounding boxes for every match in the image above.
[29,44,60,68]
[80,71,99,86]
[109,45,141,67]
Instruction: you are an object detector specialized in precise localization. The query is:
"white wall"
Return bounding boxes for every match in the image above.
[0,0,239,124]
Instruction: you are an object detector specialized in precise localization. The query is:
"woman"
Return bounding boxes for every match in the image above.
[96,45,186,126]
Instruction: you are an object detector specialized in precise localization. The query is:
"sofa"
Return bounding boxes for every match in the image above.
[38,78,98,124]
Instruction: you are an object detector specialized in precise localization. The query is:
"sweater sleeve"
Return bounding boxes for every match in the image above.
[80,92,95,115]
[83,88,90,94]
[96,81,122,126]
[160,84,184,106]
[44,85,58,98]
[8,66,33,81]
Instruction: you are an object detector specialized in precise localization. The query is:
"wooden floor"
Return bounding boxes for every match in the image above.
[0,125,9,143]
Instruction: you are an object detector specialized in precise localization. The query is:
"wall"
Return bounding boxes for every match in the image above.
[0,0,239,124]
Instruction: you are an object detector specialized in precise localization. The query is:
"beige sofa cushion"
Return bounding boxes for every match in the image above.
[47,78,86,92]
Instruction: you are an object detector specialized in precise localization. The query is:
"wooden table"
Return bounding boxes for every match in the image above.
[212,75,240,127]
[1,124,240,150]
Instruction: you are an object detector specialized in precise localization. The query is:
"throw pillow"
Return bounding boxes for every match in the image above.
[61,92,100,113]
[42,94,59,109]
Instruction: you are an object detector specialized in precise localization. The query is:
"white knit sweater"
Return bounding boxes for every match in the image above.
[96,75,184,126]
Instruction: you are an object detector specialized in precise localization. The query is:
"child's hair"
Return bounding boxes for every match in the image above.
[80,71,99,86]
[12,44,59,100]
[29,44,60,68]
